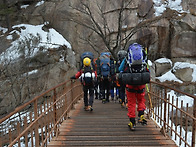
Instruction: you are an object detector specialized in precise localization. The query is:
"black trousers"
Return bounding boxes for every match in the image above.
[83,85,94,107]
[100,79,110,101]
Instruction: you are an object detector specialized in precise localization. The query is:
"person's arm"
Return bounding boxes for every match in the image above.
[70,70,82,79]
[118,58,126,72]
[94,70,97,77]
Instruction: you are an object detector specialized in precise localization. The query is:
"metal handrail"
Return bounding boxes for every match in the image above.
[147,81,196,147]
[0,80,83,147]
[0,80,195,147]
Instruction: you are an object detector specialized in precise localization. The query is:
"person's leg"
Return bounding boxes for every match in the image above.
[137,91,147,124]
[120,85,126,107]
[115,87,119,99]
[126,90,137,118]
[100,80,105,100]
[110,83,114,100]
[126,90,137,130]
[106,79,110,102]
[83,86,89,110]
[137,92,146,112]
[89,87,94,107]
[94,81,98,99]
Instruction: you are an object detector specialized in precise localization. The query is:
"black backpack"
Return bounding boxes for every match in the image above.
[118,43,150,85]
[81,66,95,85]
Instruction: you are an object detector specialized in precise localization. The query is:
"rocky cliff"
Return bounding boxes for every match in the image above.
[0,0,195,116]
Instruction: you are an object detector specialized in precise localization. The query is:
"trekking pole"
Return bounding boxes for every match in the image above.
[146,84,155,120]
[144,47,156,120]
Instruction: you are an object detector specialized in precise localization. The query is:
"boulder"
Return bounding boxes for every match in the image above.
[138,0,154,19]
[154,58,172,77]
[173,67,193,82]
[171,31,196,58]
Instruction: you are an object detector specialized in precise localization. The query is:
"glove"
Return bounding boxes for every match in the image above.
[70,76,76,79]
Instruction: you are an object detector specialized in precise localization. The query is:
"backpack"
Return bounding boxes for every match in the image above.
[80,66,95,85]
[99,52,111,78]
[127,43,147,73]
[117,50,127,62]
[117,43,150,85]
[80,52,95,70]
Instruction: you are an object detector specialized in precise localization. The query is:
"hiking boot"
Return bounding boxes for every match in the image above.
[84,106,89,111]
[128,122,136,131]
[128,118,136,131]
[121,102,125,108]
[125,103,128,109]
[138,115,147,125]
[119,99,122,104]
[88,106,93,111]
[102,99,106,104]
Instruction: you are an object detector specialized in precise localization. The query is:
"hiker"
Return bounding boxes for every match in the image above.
[93,58,100,99]
[98,52,114,103]
[118,43,150,130]
[109,59,118,101]
[116,50,127,107]
[71,53,97,111]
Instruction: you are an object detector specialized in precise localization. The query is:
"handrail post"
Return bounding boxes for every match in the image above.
[53,88,57,135]
[149,83,152,116]
[163,87,167,134]
[71,80,74,109]
[34,99,39,147]
[192,99,196,147]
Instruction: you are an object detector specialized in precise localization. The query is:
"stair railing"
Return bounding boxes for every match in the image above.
[0,80,83,147]
[147,81,196,147]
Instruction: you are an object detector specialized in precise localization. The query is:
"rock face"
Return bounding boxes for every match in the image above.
[174,67,193,82]
[171,31,196,58]
[0,25,77,116]
[154,60,172,77]
[0,0,196,116]
[1,0,195,59]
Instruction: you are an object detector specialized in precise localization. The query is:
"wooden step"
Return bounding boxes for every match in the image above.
[48,99,177,147]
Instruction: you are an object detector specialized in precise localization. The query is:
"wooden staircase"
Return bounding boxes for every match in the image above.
[48,99,177,146]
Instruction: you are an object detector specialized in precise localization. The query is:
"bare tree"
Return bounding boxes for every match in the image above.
[67,0,179,59]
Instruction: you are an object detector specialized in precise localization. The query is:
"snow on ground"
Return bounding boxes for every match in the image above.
[150,90,194,147]
[20,5,29,9]
[155,57,172,65]
[35,0,45,7]
[173,62,196,82]
[154,58,196,83]
[0,23,71,64]
[167,90,194,107]
[152,58,196,147]
[0,26,8,34]
[156,70,183,83]
[153,0,188,16]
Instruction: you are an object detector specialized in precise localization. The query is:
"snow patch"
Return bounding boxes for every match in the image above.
[153,0,188,16]
[35,1,45,7]
[0,24,71,64]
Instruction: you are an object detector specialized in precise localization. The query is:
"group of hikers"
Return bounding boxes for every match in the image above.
[70,43,150,130]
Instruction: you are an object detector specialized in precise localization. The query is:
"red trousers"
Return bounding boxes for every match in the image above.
[126,84,146,118]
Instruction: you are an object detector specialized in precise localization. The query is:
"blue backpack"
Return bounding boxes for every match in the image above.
[99,52,111,78]
[127,43,147,73]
